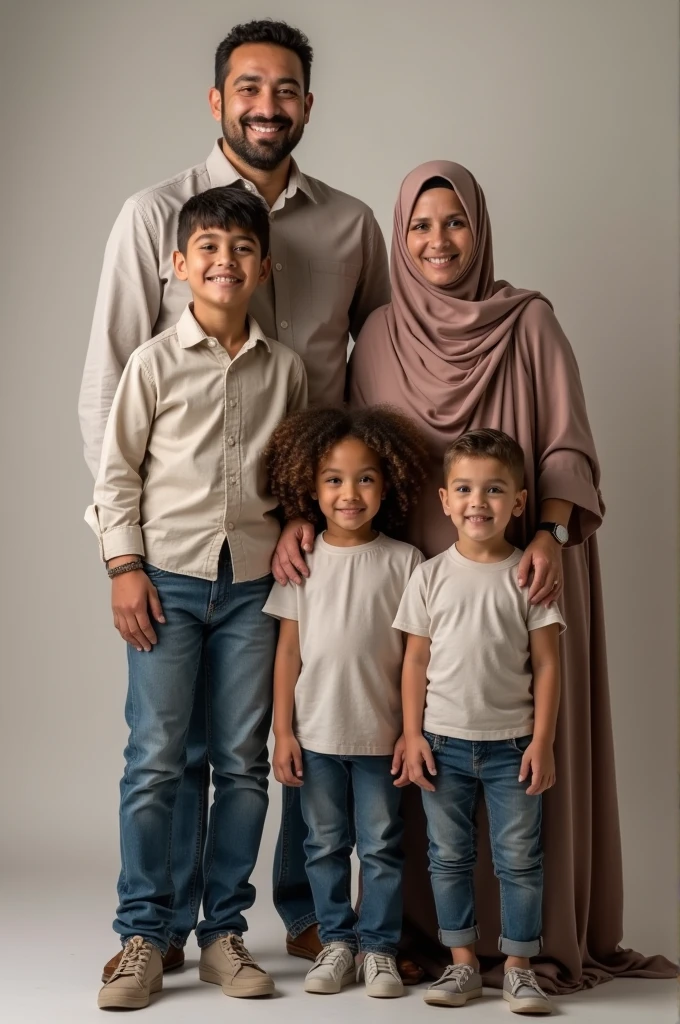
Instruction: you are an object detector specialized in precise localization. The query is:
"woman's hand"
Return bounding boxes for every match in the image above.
[271,518,316,586]
[517,532,563,607]
[273,733,304,787]
[391,734,410,787]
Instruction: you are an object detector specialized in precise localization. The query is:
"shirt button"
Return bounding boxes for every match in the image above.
[229,476,236,485]
[229,398,237,407]
[244,182,253,191]
[227,522,235,530]
[207,339,217,347]
[227,436,235,446]
[280,320,289,329]
[275,262,283,271]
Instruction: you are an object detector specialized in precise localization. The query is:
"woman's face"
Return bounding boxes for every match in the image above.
[406,187,474,286]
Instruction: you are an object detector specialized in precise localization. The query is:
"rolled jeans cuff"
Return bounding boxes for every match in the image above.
[498,934,542,957]
[286,911,318,940]
[439,924,480,947]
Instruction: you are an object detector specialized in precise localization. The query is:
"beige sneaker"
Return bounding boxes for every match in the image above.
[199,934,274,998]
[97,936,162,1010]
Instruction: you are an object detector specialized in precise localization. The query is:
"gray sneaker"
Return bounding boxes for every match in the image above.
[423,963,483,1006]
[503,968,552,1015]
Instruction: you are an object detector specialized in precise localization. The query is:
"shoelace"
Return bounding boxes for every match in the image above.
[220,934,260,971]
[312,944,352,971]
[112,936,152,979]
[434,963,475,989]
[365,953,400,983]
[506,968,545,997]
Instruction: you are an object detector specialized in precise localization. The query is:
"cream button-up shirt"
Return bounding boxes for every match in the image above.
[79,141,390,476]
[85,305,307,583]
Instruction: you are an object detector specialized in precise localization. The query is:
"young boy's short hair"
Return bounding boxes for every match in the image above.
[443,428,525,487]
[177,186,270,258]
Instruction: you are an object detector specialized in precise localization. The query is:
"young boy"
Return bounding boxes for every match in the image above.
[395,428,565,1016]
[86,186,307,1011]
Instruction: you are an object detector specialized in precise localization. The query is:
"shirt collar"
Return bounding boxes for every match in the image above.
[177,303,271,353]
[205,139,317,205]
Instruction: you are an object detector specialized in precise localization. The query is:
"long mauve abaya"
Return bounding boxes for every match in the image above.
[348,161,675,992]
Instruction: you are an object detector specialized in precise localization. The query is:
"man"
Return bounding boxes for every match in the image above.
[80,19,414,983]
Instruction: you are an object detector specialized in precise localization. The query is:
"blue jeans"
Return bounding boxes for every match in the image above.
[113,546,277,952]
[299,751,404,955]
[421,733,543,958]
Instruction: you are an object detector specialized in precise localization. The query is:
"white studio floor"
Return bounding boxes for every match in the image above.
[1,875,676,1024]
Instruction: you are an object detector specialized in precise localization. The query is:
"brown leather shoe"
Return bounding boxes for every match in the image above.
[101,942,185,983]
[396,954,425,986]
[285,923,323,961]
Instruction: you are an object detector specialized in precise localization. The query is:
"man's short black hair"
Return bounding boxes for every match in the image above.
[215,19,313,94]
[177,186,270,257]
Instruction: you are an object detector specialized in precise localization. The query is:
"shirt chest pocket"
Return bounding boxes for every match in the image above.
[309,259,361,323]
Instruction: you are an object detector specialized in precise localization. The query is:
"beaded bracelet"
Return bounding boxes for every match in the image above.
[107,559,144,579]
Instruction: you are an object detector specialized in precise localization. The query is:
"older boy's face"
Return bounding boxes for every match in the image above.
[439,456,526,544]
[209,43,313,171]
[172,226,270,311]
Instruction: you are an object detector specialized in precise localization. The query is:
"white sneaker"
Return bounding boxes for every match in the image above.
[358,952,404,998]
[304,942,356,994]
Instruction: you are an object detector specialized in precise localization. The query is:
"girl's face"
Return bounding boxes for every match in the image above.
[313,437,386,544]
[406,187,474,287]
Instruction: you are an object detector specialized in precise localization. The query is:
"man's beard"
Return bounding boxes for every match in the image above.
[222,114,304,171]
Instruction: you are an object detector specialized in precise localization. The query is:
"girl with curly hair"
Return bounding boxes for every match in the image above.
[262,406,427,998]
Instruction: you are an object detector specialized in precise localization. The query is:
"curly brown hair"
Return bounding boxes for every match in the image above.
[265,406,430,533]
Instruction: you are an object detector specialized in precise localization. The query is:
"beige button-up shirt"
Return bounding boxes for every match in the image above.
[79,140,390,476]
[85,305,307,583]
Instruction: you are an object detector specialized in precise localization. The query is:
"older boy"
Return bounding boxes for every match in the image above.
[396,429,565,1016]
[87,187,306,1010]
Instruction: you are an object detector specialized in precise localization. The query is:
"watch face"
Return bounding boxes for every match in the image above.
[555,525,569,544]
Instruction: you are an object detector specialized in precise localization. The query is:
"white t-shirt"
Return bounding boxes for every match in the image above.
[263,533,423,755]
[393,545,566,741]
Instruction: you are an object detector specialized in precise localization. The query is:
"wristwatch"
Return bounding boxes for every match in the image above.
[536,522,569,545]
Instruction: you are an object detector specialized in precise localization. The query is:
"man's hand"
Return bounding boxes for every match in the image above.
[391,734,410,787]
[111,562,164,652]
[273,733,304,786]
[406,734,437,792]
[519,738,556,795]
[271,518,315,585]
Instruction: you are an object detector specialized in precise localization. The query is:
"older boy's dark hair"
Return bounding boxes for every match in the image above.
[443,428,525,487]
[215,20,314,94]
[265,406,430,533]
[177,186,270,257]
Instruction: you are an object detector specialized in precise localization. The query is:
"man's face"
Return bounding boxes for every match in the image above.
[209,43,313,171]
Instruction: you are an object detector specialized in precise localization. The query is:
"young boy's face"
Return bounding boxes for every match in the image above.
[439,456,527,544]
[172,225,270,310]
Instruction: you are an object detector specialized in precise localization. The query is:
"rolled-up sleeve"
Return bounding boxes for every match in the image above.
[85,353,157,561]
[523,301,605,544]
[79,198,161,478]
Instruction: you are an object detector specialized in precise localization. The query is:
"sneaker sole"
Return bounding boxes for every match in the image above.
[199,963,275,998]
[503,990,552,1014]
[424,986,483,1007]
[304,970,356,994]
[366,982,404,998]
[97,975,162,1009]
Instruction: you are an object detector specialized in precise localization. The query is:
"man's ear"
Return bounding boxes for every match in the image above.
[208,86,222,124]
[303,92,314,125]
[259,255,272,285]
[173,250,188,281]
[439,487,450,515]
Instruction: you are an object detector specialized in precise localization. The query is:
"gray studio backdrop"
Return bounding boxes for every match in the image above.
[0,0,676,961]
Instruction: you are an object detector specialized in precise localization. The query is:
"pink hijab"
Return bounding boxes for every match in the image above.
[361,160,546,436]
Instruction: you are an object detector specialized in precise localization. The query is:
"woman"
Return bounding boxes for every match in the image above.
[273,161,675,992]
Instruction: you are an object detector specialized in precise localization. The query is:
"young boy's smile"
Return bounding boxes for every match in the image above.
[439,455,527,559]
